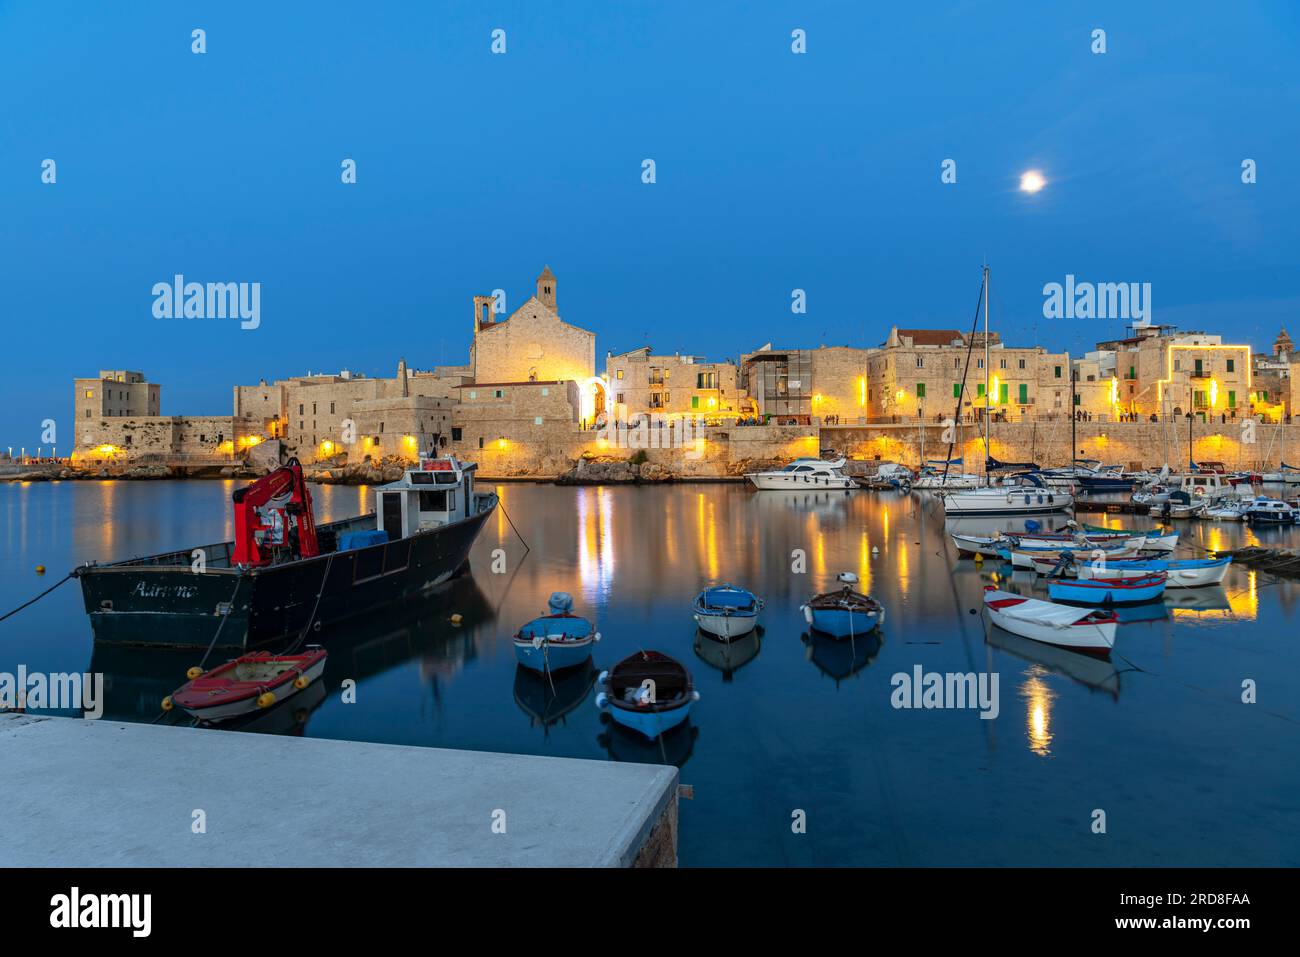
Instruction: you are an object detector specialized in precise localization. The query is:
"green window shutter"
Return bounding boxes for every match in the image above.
[999,383,1008,404]
[1054,366,1061,378]
[1018,383,1028,403]
[1228,391,1236,408]
[916,383,926,399]
[953,383,961,398]
[1073,394,1081,406]
[691,396,699,409]
[977,384,985,397]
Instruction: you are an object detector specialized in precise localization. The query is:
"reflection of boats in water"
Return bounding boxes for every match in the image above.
[597,719,697,768]
[693,628,762,680]
[985,624,1123,699]
[802,629,882,684]
[513,662,598,736]
[1163,585,1232,613]
[86,573,496,730]
[748,488,852,519]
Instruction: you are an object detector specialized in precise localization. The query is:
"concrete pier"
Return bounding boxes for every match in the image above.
[0,714,679,867]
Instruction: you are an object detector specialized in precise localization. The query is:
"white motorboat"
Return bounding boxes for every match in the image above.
[942,473,1073,516]
[982,587,1118,654]
[745,457,856,491]
[1201,498,1251,522]
[1242,497,1298,524]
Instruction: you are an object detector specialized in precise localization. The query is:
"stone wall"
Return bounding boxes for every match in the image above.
[472,298,595,384]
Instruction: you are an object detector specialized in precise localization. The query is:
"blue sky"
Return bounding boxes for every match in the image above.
[2,1,1297,449]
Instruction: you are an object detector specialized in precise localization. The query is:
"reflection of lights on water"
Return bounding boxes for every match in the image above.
[1021,667,1055,756]
[859,531,871,593]
[577,490,615,600]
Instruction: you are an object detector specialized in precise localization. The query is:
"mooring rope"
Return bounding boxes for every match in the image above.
[0,571,75,625]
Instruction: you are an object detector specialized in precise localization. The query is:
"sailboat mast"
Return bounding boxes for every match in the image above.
[983,265,990,476]
[1068,349,1075,467]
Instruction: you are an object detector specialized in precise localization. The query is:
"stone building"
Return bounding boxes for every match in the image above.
[605,347,740,420]
[470,267,596,385]
[740,346,814,422]
[1094,324,1254,421]
[75,371,160,424]
[867,327,1068,423]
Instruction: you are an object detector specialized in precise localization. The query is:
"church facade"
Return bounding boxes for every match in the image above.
[470,266,596,385]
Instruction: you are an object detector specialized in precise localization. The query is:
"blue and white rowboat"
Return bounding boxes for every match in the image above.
[595,651,698,740]
[1082,556,1232,588]
[1047,572,1168,605]
[693,583,763,640]
[513,592,600,673]
[800,572,885,639]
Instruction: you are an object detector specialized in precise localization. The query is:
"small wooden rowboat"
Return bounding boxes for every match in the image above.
[982,587,1118,656]
[167,648,327,722]
[1047,572,1168,605]
[513,592,600,674]
[800,572,885,638]
[692,584,763,640]
[595,651,699,740]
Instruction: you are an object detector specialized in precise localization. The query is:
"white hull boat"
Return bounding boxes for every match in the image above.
[982,587,1118,654]
[1010,546,1139,570]
[746,458,856,491]
[913,472,983,490]
[943,475,1073,516]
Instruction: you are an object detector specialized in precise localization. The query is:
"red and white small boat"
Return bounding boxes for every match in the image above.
[982,586,1118,656]
[168,648,328,723]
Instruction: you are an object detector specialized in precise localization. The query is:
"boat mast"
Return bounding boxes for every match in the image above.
[1068,349,1075,468]
[983,264,990,478]
[1188,385,1194,469]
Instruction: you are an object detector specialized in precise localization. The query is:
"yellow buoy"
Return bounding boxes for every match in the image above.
[450,613,463,625]
[186,667,203,679]
[35,565,46,575]
[973,554,983,564]
[256,692,276,709]
[293,676,309,690]
[161,696,174,711]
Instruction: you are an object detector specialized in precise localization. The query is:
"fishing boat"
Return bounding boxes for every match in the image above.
[1149,489,1205,519]
[1005,543,1139,570]
[1047,572,1167,605]
[594,651,699,740]
[942,472,1073,516]
[166,648,328,723]
[1242,497,1298,524]
[982,587,1118,655]
[951,532,1016,557]
[800,572,885,638]
[1075,465,1136,493]
[73,456,497,650]
[1084,555,1232,588]
[692,584,763,640]
[513,592,600,673]
[1202,497,1253,521]
[1079,523,1178,552]
[745,458,857,490]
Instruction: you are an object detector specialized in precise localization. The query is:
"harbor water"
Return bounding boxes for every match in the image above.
[2,479,1298,866]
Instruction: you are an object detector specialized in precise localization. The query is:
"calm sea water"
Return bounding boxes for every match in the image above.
[3,479,1298,866]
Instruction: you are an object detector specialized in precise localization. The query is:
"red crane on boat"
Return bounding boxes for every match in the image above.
[232,457,320,567]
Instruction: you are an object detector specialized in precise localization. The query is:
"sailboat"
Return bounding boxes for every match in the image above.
[1261,423,1300,483]
[941,266,1074,516]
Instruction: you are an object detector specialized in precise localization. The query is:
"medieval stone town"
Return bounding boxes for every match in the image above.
[12,266,1300,482]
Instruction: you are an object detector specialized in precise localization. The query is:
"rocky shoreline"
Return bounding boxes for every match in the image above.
[1,454,785,486]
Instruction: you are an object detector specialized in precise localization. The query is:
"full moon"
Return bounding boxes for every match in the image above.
[1019,170,1047,193]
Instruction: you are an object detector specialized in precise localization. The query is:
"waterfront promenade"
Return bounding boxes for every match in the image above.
[0,714,679,867]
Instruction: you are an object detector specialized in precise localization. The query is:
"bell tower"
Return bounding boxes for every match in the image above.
[536,265,557,311]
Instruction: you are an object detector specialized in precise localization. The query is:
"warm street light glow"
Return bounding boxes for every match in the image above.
[1019,170,1046,193]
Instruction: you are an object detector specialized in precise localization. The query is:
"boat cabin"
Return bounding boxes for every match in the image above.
[1176,471,1230,498]
[374,457,478,541]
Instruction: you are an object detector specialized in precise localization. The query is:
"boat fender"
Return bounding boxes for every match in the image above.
[597,670,610,685]
[256,692,276,709]
[593,632,602,642]
[691,690,701,702]
[186,667,203,679]
[532,635,545,649]
[161,696,174,711]
[35,565,45,575]
[293,675,310,690]
[871,546,879,555]
[800,604,813,625]
[594,692,608,710]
